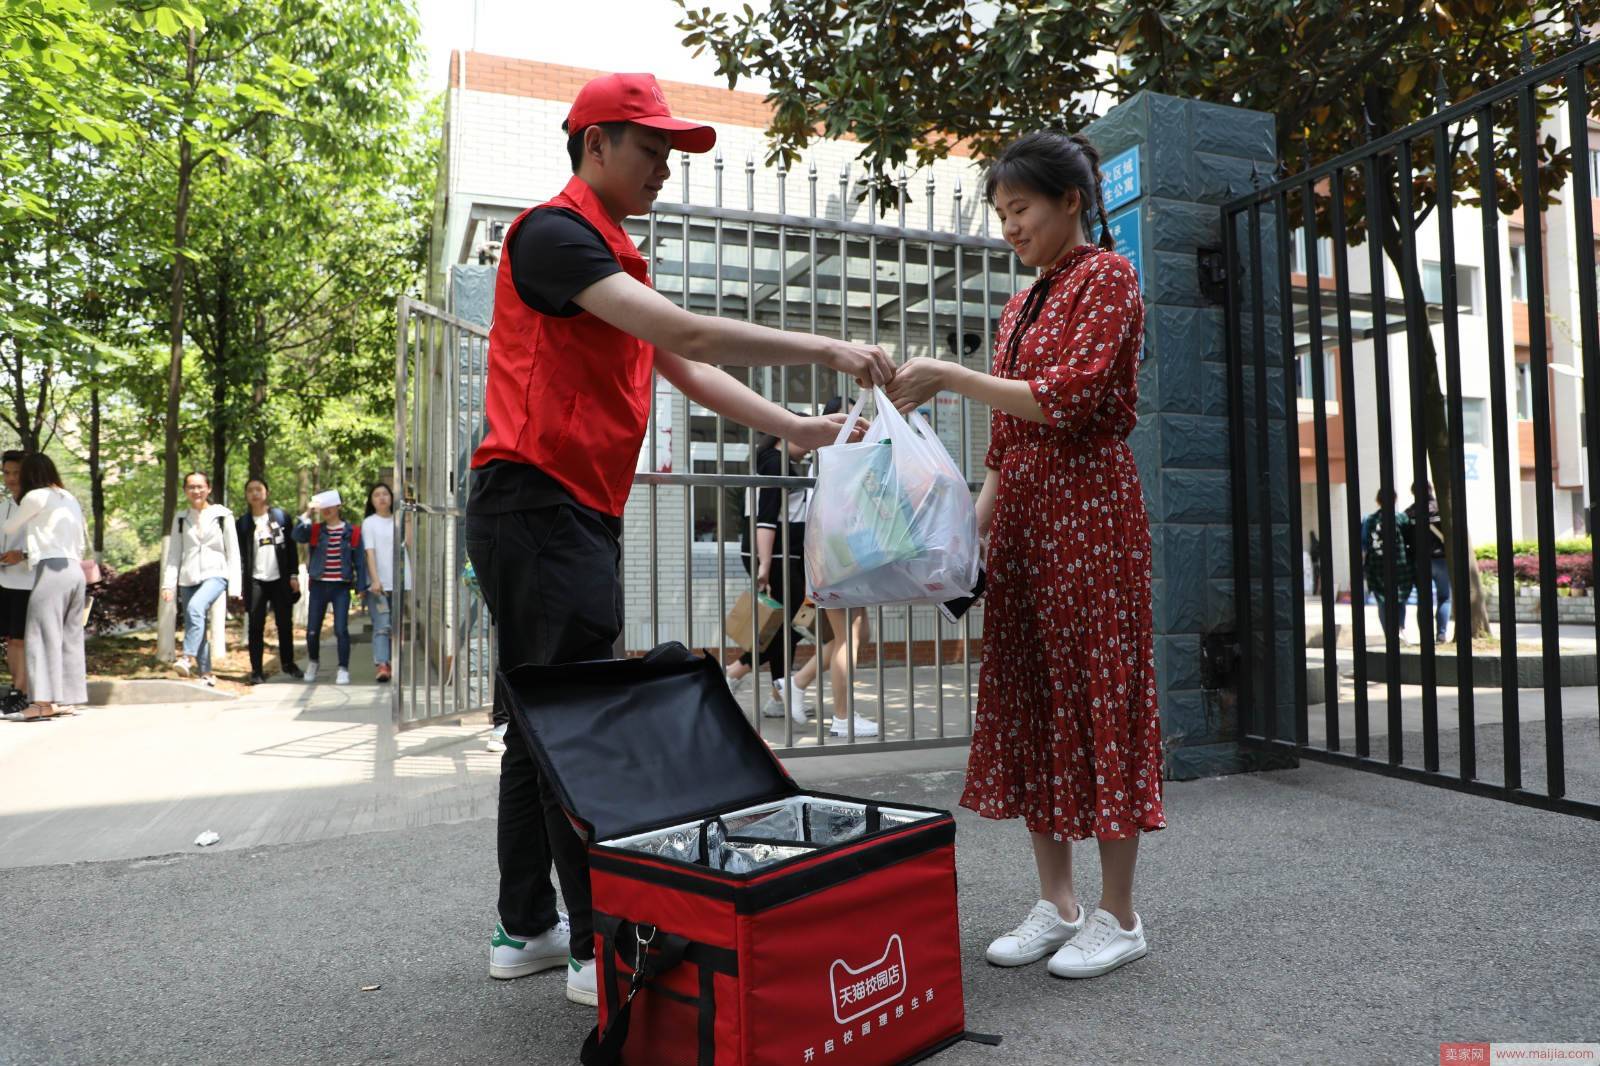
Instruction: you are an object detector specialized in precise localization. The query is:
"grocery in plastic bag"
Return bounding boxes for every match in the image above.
[804,388,979,607]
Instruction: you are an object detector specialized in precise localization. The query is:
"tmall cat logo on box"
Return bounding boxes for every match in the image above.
[829,934,906,1024]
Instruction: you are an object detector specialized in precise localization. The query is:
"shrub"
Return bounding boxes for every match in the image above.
[1476,535,1592,561]
[87,560,160,634]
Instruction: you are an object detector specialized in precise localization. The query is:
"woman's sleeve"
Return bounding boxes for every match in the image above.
[0,490,42,535]
[1029,258,1141,434]
[161,513,181,590]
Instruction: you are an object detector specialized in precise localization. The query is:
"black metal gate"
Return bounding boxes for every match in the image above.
[1224,39,1600,819]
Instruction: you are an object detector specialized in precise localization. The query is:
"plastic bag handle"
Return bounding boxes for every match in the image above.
[831,391,873,447]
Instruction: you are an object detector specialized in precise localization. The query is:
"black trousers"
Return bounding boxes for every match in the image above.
[246,577,297,676]
[466,504,622,960]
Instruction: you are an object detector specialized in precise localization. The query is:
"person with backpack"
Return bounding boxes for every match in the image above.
[1405,483,1450,643]
[291,489,366,686]
[1361,487,1415,642]
[236,477,303,684]
[161,471,241,686]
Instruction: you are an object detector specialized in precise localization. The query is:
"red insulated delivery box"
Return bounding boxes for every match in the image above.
[499,643,972,1066]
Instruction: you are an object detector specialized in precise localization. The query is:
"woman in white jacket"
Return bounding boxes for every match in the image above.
[160,471,241,685]
[0,454,89,719]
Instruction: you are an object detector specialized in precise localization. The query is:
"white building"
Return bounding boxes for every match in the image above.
[1292,105,1600,596]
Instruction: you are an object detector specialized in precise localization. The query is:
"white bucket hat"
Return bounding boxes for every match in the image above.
[310,489,342,510]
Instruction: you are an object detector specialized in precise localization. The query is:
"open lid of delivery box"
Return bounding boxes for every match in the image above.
[497,643,799,841]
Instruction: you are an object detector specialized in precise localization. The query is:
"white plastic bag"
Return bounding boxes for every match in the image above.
[804,389,979,607]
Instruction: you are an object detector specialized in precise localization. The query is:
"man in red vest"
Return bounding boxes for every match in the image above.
[468,72,892,1006]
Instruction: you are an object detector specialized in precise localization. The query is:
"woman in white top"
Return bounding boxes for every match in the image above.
[159,471,241,685]
[0,454,89,719]
[361,483,411,684]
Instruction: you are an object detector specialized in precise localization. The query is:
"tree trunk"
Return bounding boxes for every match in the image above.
[1374,178,1493,639]
[90,376,104,555]
[210,254,231,505]
[160,27,200,536]
[248,311,267,481]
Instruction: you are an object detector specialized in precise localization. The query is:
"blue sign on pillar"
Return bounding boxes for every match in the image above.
[1102,147,1141,213]
[1106,204,1143,286]
[1105,204,1145,359]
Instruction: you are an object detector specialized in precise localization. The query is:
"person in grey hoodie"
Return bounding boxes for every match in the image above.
[160,471,241,685]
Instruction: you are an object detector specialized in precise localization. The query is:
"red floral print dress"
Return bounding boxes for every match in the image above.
[959,244,1167,842]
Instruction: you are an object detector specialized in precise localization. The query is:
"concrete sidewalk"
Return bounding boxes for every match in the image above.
[3,714,1597,1064]
[0,658,501,868]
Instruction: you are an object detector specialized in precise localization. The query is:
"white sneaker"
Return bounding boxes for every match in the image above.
[725,668,752,698]
[336,667,350,686]
[1047,908,1148,978]
[304,661,319,683]
[489,918,570,980]
[201,675,216,688]
[829,713,879,738]
[566,955,598,1006]
[985,900,1086,967]
[780,678,811,725]
[486,722,508,754]
[760,683,786,718]
[174,657,193,678]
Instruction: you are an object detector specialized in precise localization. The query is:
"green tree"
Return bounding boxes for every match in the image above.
[678,0,1600,637]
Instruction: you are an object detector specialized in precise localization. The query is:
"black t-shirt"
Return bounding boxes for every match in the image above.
[509,207,623,317]
[468,207,626,529]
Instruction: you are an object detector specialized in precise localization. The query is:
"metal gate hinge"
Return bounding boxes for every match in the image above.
[1197,248,1228,305]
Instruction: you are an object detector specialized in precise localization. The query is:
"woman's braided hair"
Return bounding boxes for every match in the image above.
[983,130,1117,252]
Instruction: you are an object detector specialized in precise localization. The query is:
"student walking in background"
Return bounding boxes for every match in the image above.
[1,454,89,719]
[361,483,410,684]
[1,451,33,713]
[293,489,367,685]
[237,477,303,684]
[1362,488,1415,643]
[1405,483,1450,643]
[161,471,241,687]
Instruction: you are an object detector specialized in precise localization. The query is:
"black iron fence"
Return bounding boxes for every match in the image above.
[1224,38,1600,819]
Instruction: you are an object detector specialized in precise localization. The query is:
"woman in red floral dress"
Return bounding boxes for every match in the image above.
[887,130,1165,981]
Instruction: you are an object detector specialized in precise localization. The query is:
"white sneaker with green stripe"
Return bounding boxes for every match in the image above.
[488,916,569,980]
[566,955,598,1006]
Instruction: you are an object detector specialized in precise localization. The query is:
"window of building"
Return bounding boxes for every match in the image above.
[1295,349,1336,401]
[1457,396,1489,446]
[1572,491,1588,536]
[1591,147,1600,199]
[1515,362,1534,421]
[1509,243,1527,302]
[1422,260,1478,314]
[1291,229,1334,277]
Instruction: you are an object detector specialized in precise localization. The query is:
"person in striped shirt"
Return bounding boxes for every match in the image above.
[291,489,368,685]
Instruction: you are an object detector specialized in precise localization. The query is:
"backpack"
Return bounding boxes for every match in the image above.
[1362,509,1413,591]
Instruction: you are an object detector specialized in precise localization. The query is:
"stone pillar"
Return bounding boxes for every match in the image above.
[1084,92,1295,780]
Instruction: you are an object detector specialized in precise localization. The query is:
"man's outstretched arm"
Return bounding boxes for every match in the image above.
[573,272,895,388]
[654,351,858,452]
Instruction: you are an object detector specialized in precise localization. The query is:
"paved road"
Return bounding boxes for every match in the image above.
[2,738,1596,1066]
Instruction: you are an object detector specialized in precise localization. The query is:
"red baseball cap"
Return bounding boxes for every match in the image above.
[564,73,716,154]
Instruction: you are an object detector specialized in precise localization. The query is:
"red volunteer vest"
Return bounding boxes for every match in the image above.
[471,176,654,517]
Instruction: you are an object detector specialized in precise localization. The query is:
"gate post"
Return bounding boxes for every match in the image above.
[1084,93,1295,780]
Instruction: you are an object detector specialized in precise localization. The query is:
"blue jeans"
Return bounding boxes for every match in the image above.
[177,577,228,675]
[1425,557,1452,640]
[1373,588,1410,641]
[307,581,351,668]
[369,591,393,666]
